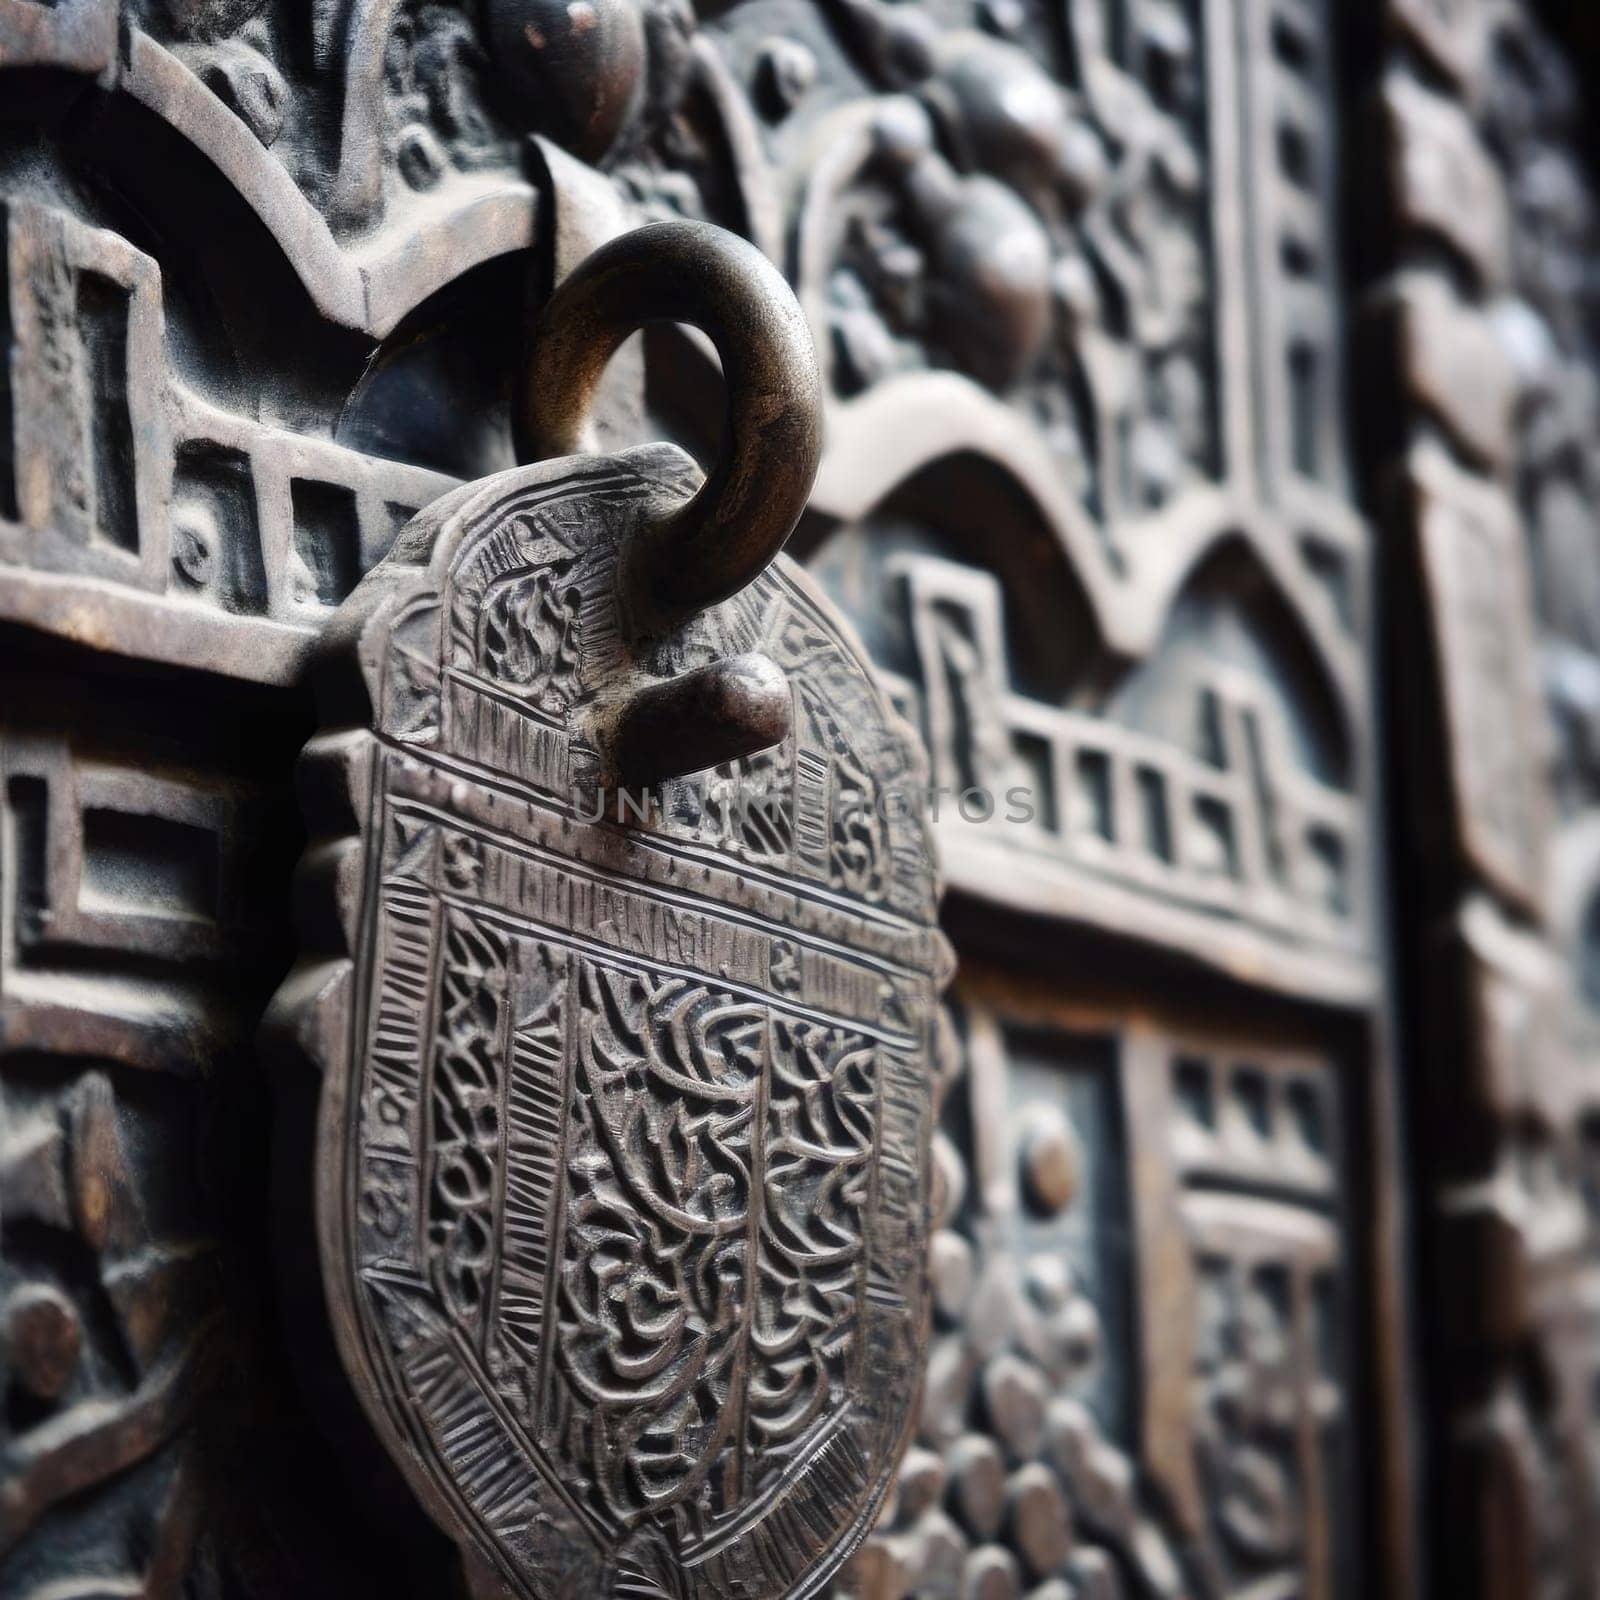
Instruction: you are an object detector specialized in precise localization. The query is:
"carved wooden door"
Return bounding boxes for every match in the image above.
[3,2,1600,1599]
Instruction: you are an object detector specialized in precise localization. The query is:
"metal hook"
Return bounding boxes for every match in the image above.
[518,219,824,635]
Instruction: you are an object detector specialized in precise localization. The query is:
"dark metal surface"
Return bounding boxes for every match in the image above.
[520,219,824,635]
[264,221,950,1600]
[2,2,1600,1599]
[274,435,952,1599]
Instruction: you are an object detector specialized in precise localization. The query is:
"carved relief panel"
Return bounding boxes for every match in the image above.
[1355,2,1600,1598]
[1359,2,1600,1598]
[0,0,1497,1597]
[856,983,1370,1600]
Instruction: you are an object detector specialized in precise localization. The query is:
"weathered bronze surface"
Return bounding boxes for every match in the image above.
[272,223,951,1599]
[3,1,1600,1599]
[522,219,824,633]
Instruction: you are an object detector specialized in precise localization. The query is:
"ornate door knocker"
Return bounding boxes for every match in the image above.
[270,220,952,1599]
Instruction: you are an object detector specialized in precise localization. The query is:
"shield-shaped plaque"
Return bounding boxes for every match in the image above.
[274,225,950,1599]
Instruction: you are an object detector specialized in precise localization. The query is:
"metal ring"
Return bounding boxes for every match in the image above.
[519,219,823,629]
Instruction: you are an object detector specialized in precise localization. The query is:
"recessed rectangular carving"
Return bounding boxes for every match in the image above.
[1003,1026,1135,1438]
[1137,765,1175,862]
[291,477,361,605]
[6,772,48,945]
[0,247,16,527]
[74,270,136,554]
[172,440,268,613]
[1076,747,1115,842]
[1408,442,1549,911]
[1127,1033,1357,1600]
[1289,340,1321,480]
[79,806,220,922]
